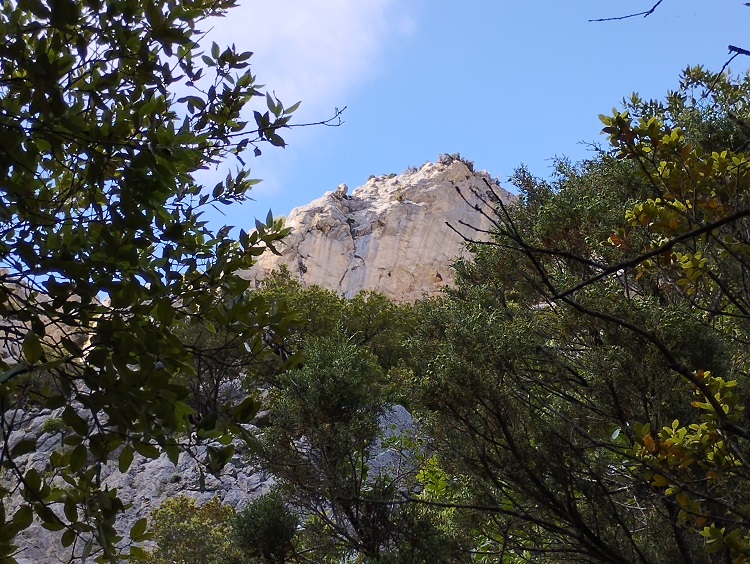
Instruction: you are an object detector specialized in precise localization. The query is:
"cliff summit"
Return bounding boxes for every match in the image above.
[244,156,516,301]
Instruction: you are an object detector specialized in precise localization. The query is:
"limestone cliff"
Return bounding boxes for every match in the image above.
[244,156,516,301]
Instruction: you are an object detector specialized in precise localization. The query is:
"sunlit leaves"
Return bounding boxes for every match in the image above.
[22,332,44,364]
[601,69,750,561]
[135,497,239,563]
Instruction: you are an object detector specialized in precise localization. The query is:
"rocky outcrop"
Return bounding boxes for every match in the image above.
[3,155,508,561]
[3,404,415,563]
[2,405,272,563]
[244,156,516,301]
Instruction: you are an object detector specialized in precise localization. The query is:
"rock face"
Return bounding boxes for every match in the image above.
[3,404,415,563]
[244,156,516,301]
[2,406,273,563]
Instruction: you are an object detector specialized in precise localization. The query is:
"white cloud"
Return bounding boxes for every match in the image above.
[195,0,416,216]
[206,0,415,119]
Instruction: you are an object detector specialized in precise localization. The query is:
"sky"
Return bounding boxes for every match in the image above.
[199,0,750,229]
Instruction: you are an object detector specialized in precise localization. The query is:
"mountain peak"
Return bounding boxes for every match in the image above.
[244,157,516,301]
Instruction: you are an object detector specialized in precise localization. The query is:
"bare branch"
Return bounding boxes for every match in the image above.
[715,46,750,82]
[589,0,665,22]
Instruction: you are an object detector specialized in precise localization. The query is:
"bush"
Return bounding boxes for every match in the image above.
[234,490,299,564]
[135,497,241,564]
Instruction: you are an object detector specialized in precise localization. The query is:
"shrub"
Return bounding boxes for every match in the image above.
[234,489,299,564]
[135,497,241,564]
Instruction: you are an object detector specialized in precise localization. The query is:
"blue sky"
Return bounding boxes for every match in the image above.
[201,0,749,229]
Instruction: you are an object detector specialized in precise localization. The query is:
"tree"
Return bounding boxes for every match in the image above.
[255,267,418,375]
[409,68,750,562]
[242,272,463,562]
[234,488,299,564]
[596,67,750,561]
[260,335,398,560]
[134,497,242,564]
[129,67,750,563]
[0,0,315,559]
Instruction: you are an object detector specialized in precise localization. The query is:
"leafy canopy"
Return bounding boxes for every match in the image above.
[0,0,300,559]
[408,67,750,563]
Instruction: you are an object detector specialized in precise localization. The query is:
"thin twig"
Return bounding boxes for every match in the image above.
[589,0,664,22]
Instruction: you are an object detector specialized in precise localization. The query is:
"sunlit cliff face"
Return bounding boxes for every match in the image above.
[243,158,516,301]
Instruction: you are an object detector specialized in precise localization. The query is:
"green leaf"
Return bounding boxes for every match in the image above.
[18,0,51,18]
[132,440,160,459]
[63,497,77,522]
[62,406,88,436]
[61,528,76,548]
[231,396,259,422]
[35,503,64,531]
[22,332,44,364]
[62,434,83,447]
[129,546,147,560]
[11,506,33,532]
[0,363,29,384]
[69,444,88,473]
[285,100,302,114]
[119,445,135,473]
[266,92,281,116]
[130,517,148,541]
[22,469,42,497]
[145,0,165,30]
[155,299,175,325]
[205,445,234,473]
[44,395,67,410]
[11,439,37,458]
[49,0,78,27]
[267,133,286,148]
[81,538,94,560]
[177,95,206,111]
[164,442,180,465]
[196,412,219,432]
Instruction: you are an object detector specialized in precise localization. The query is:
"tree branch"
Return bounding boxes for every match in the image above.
[555,207,750,300]
[589,0,665,22]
